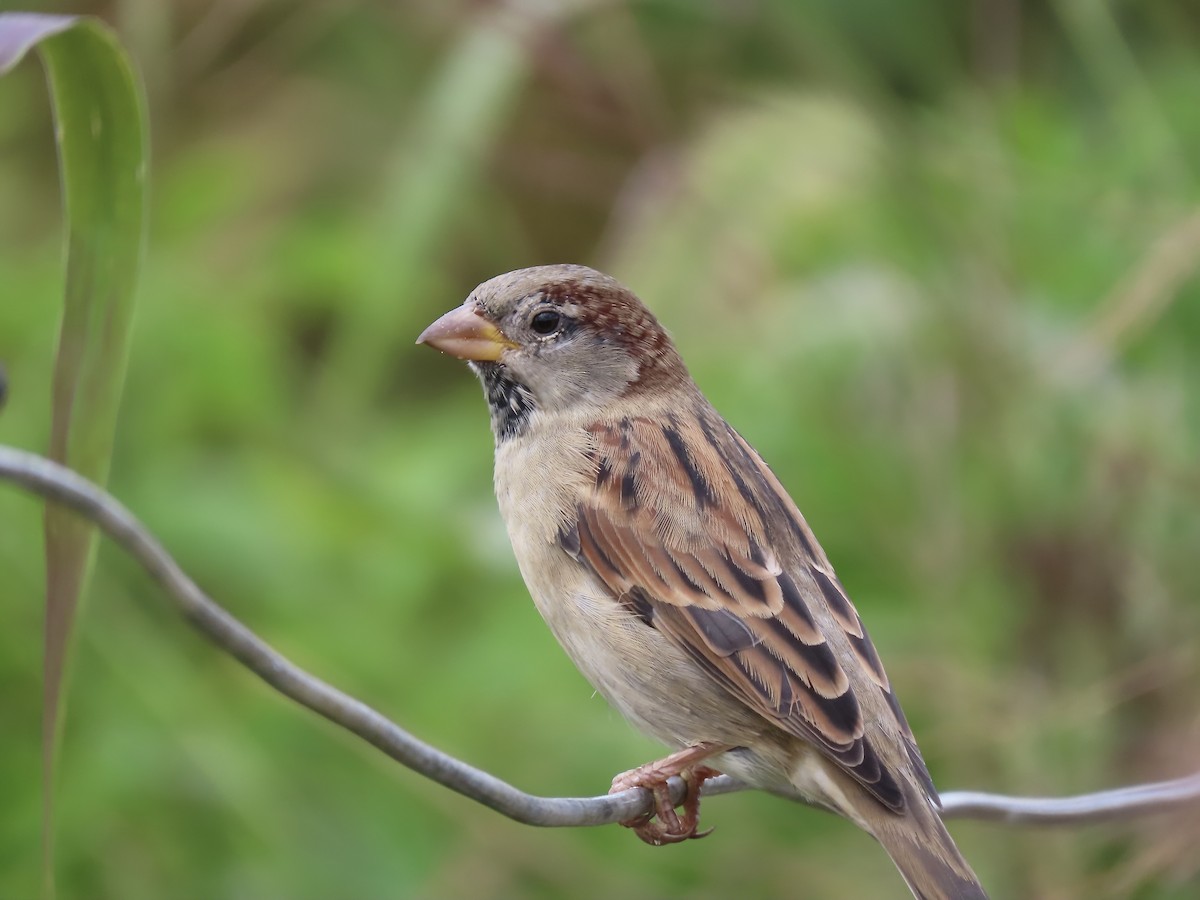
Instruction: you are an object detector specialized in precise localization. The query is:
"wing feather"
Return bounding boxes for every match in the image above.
[562,411,936,813]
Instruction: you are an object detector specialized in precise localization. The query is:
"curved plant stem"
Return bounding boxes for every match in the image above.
[3,444,1198,831]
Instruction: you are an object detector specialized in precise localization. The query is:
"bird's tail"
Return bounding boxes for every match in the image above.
[865,792,988,900]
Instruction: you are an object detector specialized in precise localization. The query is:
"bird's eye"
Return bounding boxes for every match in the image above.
[529,309,561,335]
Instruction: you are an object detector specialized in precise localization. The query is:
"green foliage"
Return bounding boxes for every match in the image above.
[0,10,147,896]
[1,2,1198,898]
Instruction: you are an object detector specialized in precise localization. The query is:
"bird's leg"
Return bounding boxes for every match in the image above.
[610,742,729,845]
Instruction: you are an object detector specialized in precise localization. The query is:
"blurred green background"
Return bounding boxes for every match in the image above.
[2,1,1199,897]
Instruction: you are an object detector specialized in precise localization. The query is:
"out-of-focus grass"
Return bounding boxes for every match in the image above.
[0,21,148,899]
[2,2,1199,898]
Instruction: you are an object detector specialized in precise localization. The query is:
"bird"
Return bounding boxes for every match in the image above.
[417,264,987,899]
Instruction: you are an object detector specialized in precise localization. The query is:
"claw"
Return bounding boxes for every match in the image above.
[609,745,725,845]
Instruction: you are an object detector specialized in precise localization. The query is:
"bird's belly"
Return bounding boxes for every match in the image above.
[492,433,771,752]
[520,553,766,750]
[555,595,742,747]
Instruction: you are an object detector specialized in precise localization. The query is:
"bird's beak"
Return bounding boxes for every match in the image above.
[416,303,517,361]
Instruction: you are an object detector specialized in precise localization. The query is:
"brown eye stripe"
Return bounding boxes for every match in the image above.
[530,276,690,395]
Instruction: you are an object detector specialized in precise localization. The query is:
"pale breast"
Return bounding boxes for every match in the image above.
[525,540,768,748]
[493,425,768,749]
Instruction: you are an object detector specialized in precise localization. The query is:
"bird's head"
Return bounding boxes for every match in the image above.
[418,265,690,435]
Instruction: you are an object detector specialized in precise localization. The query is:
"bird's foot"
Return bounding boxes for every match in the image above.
[610,743,725,846]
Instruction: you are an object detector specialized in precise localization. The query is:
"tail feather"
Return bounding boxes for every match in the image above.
[869,796,988,900]
[784,747,987,897]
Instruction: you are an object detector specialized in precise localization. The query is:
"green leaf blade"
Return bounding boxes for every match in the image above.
[0,12,148,897]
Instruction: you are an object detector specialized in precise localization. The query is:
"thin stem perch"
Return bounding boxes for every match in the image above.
[1,444,1197,829]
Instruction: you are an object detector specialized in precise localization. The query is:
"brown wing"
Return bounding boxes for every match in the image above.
[557,410,936,814]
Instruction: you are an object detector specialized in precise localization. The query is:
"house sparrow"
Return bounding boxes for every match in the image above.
[418,265,987,900]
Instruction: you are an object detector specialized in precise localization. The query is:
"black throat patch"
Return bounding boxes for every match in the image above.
[471,361,536,442]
